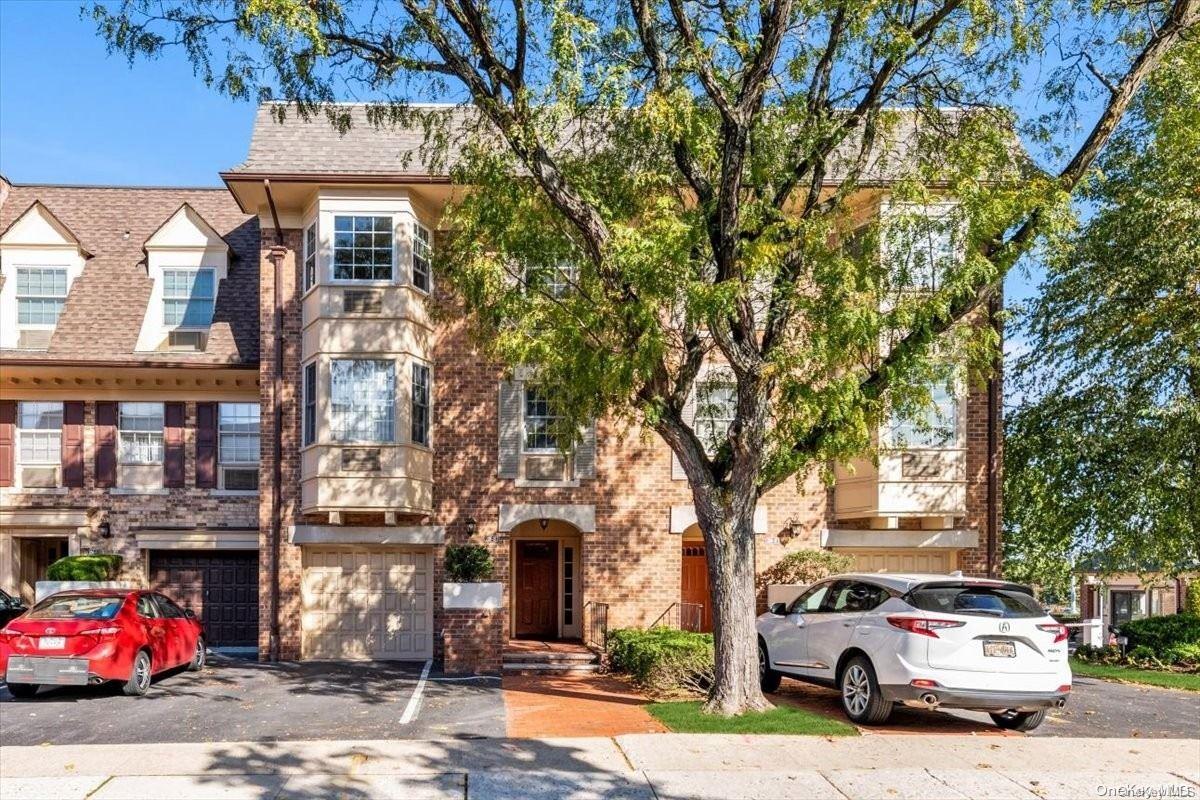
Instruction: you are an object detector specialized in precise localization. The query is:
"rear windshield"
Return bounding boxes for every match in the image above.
[28,595,124,620]
[906,584,1045,618]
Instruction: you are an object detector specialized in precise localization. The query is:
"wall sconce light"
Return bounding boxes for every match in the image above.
[538,518,550,531]
[98,522,112,540]
[465,517,477,538]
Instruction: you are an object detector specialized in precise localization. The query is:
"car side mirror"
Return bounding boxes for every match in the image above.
[769,602,788,616]
[184,609,196,619]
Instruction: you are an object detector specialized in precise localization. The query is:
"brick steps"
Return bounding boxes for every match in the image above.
[501,646,602,675]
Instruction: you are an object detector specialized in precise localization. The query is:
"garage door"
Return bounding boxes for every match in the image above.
[149,551,259,648]
[850,550,951,574]
[301,547,432,661]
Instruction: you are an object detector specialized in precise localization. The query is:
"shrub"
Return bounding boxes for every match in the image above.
[1185,581,1200,615]
[46,554,122,582]
[756,549,854,591]
[1073,644,1124,665]
[608,627,714,695]
[1119,614,1200,657]
[1164,642,1200,666]
[444,544,494,582]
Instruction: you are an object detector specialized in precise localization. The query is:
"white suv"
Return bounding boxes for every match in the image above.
[756,573,1071,731]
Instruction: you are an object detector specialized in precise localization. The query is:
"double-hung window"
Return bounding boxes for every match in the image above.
[694,376,736,455]
[218,403,260,490]
[18,402,62,465]
[163,269,215,327]
[529,262,577,299]
[411,363,431,446]
[16,267,68,326]
[523,388,561,452]
[412,223,432,293]
[332,215,393,281]
[890,381,958,449]
[330,360,395,442]
[119,402,164,464]
[303,363,317,446]
[303,223,318,291]
[884,207,959,292]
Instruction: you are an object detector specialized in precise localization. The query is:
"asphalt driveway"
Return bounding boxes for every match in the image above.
[0,655,504,746]
[773,674,1200,738]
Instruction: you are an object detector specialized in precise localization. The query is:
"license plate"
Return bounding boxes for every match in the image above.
[983,641,1016,658]
[37,636,66,650]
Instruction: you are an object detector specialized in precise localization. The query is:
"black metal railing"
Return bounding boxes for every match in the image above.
[650,601,706,632]
[585,601,609,651]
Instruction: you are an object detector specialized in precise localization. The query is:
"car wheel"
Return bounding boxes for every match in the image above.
[122,650,152,696]
[6,683,38,699]
[187,637,206,672]
[758,640,781,693]
[839,655,892,725]
[989,709,1047,732]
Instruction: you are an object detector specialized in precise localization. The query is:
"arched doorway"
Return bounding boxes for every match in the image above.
[680,525,712,632]
[510,518,583,640]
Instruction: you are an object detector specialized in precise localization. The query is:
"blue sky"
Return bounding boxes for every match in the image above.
[0,0,1045,310]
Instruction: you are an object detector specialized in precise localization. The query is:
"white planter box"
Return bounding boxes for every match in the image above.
[35,581,134,603]
[766,583,808,609]
[443,581,503,610]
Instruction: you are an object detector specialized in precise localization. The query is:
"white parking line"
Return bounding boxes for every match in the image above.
[400,659,432,724]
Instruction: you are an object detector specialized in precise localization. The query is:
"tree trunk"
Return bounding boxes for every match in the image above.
[694,490,772,715]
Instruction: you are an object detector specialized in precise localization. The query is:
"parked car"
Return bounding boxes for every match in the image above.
[757,574,1071,731]
[0,589,205,698]
[0,589,27,627]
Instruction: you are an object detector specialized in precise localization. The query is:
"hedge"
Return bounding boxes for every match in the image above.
[755,550,853,592]
[46,554,123,582]
[607,627,714,695]
[1118,614,1200,657]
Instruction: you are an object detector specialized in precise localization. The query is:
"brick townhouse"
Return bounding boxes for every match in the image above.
[0,103,1001,672]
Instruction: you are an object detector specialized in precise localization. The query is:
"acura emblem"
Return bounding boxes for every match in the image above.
[999,622,1011,633]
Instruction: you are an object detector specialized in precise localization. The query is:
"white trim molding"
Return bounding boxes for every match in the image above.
[135,528,259,551]
[821,527,978,549]
[0,509,89,529]
[498,503,596,533]
[289,524,445,546]
[670,505,768,535]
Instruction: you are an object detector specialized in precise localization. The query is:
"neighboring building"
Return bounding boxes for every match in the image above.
[0,181,262,651]
[0,104,1003,672]
[1078,571,1194,629]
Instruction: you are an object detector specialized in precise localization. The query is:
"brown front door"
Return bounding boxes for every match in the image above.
[16,537,68,605]
[149,551,259,648]
[681,543,713,632]
[515,541,558,638]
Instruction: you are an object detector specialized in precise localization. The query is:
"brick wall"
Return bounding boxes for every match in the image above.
[443,609,505,674]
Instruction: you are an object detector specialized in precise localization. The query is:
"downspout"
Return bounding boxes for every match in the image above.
[985,286,1004,578]
[265,179,285,662]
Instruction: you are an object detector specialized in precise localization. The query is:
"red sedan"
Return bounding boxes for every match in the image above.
[0,589,205,698]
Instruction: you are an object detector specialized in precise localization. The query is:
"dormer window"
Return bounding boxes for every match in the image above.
[163,268,215,328]
[16,267,68,326]
[333,215,393,281]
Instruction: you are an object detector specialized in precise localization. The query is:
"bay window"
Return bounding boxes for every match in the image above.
[119,402,164,464]
[330,360,395,442]
[412,223,432,292]
[411,362,431,446]
[303,363,317,446]
[333,215,393,281]
[889,382,959,449]
[303,223,318,291]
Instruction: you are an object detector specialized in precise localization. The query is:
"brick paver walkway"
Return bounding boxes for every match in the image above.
[503,673,668,737]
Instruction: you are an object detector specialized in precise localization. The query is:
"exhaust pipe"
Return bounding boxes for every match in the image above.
[1055,698,1066,709]
[920,692,939,708]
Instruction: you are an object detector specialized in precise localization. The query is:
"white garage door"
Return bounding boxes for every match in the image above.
[850,550,951,574]
[301,547,433,661]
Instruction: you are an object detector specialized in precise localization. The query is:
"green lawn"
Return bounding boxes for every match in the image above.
[1070,659,1200,692]
[647,701,859,736]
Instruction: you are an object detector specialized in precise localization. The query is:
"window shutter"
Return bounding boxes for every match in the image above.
[574,420,596,479]
[671,387,697,481]
[94,401,117,488]
[0,400,14,488]
[497,380,522,478]
[61,401,85,487]
[195,402,217,488]
[163,402,185,487]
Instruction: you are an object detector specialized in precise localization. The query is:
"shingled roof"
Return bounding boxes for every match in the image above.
[0,184,259,366]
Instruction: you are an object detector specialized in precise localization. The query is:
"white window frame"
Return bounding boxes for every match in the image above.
[411,361,432,447]
[522,387,562,453]
[303,362,318,447]
[118,402,165,465]
[162,268,216,329]
[694,374,736,456]
[17,401,63,466]
[15,266,69,329]
[303,222,318,292]
[887,380,962,450]
[217,402,260,491]
[412,222,432,293]
[331,215,394,283]
[330,359,396,443]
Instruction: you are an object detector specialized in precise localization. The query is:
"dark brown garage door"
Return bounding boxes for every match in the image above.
[150,551,259,648]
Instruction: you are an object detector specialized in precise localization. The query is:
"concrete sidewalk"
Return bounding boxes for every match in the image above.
[1,734,1197,799]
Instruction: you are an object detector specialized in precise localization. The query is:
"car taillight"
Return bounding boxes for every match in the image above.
[1037,623,1069,643]
[90,627,122,639]
[887,616,966,638]
[0,628,19,644]
[1057,684,1072,693]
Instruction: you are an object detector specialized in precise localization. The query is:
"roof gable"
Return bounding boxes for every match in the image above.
[144,203,230,252]
[0,200,90,255]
